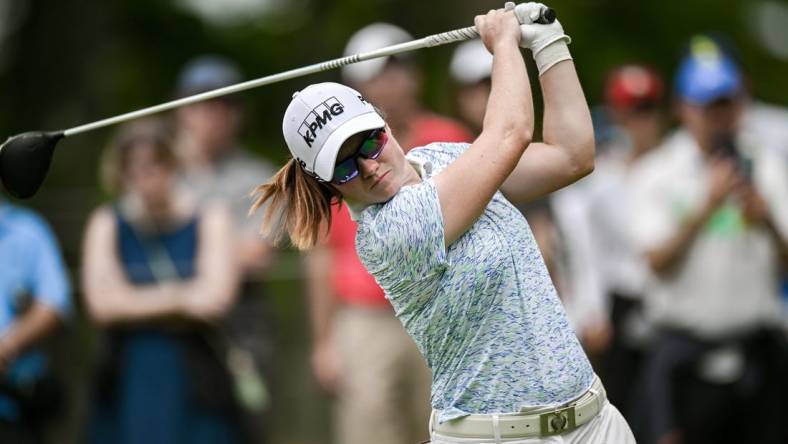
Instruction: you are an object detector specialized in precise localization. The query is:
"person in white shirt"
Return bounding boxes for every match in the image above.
[630,36,788,444]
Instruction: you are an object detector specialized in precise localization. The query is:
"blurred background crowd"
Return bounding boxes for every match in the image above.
[1,1,787,443]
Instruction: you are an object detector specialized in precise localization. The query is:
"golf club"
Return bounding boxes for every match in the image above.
[0,6,555,199]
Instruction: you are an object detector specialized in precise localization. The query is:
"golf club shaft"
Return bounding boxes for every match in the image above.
[63,26,481,137]
[63,4,555,138]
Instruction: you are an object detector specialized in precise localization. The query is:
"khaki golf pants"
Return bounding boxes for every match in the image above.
[335,307,432,444]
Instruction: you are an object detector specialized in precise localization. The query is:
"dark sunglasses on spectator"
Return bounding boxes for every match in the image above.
[331,128,388,185]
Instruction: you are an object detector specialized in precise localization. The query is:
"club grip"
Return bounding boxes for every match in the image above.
[537,7,557,24]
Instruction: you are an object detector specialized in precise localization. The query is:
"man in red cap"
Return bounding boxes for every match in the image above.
[582,64,667,430]
[303,23,471,444]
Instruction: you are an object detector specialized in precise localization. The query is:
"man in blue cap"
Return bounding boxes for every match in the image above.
[628,36,788,444]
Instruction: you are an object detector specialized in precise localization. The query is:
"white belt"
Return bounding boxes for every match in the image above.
[431,377,606,440]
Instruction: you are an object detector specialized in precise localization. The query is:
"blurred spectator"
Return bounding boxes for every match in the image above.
[81,119,242,444]
[549,179,607,348]
[686,31,788,344]
[173,55,277,443]
[584,64,666,428]
[0,193,71,443]
[302,23,471,444]
[744,101,788,159]
[697,33,788,160]
[630,37,788,444]
[734,47,788,305]
[450,39,493,135]
[305,205,433,444]
[342,23,472,148]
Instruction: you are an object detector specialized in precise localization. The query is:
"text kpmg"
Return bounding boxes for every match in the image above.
[299,98,345,147]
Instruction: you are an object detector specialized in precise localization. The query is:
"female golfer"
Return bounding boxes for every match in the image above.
[254,4,634,443]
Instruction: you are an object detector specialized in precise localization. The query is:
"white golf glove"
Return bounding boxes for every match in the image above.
[504,2,572,75]
[505,2,546,25]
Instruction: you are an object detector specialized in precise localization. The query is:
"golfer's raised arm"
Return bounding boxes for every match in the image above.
[433,9,533,246]
[500,13,594,203]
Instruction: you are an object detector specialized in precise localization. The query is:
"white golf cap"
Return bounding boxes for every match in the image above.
[341,23,413,84]
[283,82,385,182]
[450,39,494,85]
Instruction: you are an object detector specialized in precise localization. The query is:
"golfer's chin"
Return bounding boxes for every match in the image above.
[373,178,400,202]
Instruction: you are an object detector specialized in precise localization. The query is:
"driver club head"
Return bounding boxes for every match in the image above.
[0,131,64,199]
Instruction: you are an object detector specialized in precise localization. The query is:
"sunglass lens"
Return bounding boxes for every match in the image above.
[359,129,388,159]
[331,128,387,184]
[332,158,358,184]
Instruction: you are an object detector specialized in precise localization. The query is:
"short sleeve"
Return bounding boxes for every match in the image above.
[356,179,448,313]
[29,220,71,317]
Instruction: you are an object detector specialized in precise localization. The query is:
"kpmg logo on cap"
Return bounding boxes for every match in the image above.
[298,97,345,148]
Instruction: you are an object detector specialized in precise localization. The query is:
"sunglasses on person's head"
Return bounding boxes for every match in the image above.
[331,128,388,185]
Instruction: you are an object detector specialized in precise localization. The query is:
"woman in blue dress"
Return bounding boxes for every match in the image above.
[252,4,634,443]
[81,119,242,444]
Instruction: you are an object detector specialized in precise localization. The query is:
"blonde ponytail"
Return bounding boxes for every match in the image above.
[250,158,340,250]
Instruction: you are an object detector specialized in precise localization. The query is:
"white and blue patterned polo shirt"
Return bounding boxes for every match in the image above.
[355,143,594,423]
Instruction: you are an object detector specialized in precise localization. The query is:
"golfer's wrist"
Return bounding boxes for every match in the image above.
[492,37,520,54]
[533,39,571,76]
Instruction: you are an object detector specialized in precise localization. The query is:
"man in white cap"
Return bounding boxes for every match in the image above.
[580,64,667,433]
[450,39,494,135]
[342,22,472,150]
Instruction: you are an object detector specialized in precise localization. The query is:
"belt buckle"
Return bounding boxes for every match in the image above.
[539,405,576,437]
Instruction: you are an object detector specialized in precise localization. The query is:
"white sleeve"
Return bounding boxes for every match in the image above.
[628,165,678,253]
[755,150,788,240]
